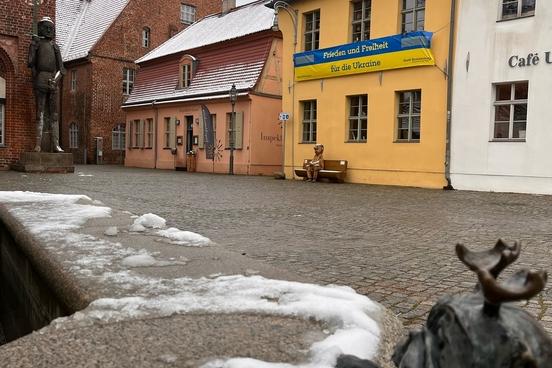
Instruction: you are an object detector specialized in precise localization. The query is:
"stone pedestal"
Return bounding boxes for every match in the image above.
[11,152,74,173]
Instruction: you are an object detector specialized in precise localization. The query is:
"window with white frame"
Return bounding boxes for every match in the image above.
[71,70,77,92]
[69,122,78,148]
[301,100,317,143]
[501,0,535,20]
[145,118,153,148]
[304,10,320,51]
[180,4,196,24]
[352,0,371,42]
[397,90,421,141]
[401,0,425,33]
[348,95,368,142]
[123,68,135,95]
[493,82,528,140]
[133,120,143,148]
[181,63,191,88]
[112,123,126,150]
[142,27,150,48]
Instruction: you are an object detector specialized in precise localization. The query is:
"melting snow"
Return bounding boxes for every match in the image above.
[0,191,382,367]
[157,227,210,246]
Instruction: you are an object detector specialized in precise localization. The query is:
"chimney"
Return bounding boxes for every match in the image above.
[222,0,236,14]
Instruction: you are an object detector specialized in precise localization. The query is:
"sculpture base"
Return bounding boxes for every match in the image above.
[11,152,74,174]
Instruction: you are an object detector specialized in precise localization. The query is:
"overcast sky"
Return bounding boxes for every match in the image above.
[236,0,258,5]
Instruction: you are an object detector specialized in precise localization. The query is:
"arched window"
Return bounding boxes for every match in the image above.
[69,123,78,149]
[142,27,150,48]
[179,55,197,88]
[112,123,126,150]
[0,75,5,146]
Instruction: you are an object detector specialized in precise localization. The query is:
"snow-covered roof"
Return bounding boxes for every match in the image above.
[56,0,130,62]
[124,33,273,106]
[137,0,275,64]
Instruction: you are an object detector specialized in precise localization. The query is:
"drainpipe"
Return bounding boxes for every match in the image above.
[444,0,456,190]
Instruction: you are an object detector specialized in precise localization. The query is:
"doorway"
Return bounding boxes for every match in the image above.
[185,115,193,153]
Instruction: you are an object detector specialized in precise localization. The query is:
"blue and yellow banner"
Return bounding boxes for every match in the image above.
[294,31,435,81]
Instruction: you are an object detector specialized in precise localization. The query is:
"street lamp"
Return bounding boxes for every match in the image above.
[228,83,237,175]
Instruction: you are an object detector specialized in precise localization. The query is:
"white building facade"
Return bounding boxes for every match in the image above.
[450,0,552,194]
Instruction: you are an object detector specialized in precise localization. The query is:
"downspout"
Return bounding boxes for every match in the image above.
[153,100,158,169]
[444,0,456,190]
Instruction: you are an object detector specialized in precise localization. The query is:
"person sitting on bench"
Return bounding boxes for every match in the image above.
[306,144,324,182]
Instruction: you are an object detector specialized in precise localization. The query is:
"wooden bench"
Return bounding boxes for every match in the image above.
[295,159,348,183]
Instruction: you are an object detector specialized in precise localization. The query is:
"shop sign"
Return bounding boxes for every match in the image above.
[508,52,552,67]
[293,31,435,82]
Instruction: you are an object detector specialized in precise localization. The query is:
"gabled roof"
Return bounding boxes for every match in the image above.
[124,36,273,106]
[137,0,275,63]
[56,0,130,62]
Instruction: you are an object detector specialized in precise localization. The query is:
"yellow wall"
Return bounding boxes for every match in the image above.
[279,0,452,188]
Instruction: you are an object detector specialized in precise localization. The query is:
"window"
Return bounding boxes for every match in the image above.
[352,0,371,42]
[301,100,317,143]
[0,76,4,146]
[402,0,425,33]
[71,70,77,92]
[225,112,243,149]
[181,63,191,88]
[142,27,150,48]
[112,123,126,150]
[180,4,196,24]
[501,0,535,20]
[123,68,135,95]
[493,82,528,140]
[145,118,153,148]
[133,120,143,148]
[164,117,171,148]
[69,122,78,148]
[348,95,368,142]
[0,99,4,146]
[397,90,421,141]
[304,10,320,51]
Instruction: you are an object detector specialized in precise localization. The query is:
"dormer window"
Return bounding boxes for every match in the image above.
[179,55,197,89]
[142,27,150,48]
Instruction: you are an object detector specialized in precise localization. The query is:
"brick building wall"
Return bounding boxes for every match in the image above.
[61,0,221,164]
[0,0,56,168]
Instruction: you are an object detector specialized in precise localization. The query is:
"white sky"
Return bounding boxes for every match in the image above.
[236,0,258,5]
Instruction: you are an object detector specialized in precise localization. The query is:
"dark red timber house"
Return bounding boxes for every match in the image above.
[123,0,284,175]
[56,0,221,164]
[0,0,56,169]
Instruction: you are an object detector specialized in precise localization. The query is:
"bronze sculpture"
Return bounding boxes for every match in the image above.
[306,144,324,182]
[337,240,552,368]
[28,16,65,153]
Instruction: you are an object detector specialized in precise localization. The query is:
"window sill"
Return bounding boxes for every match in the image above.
[0,144,6,148]
[490,139,526,142]
[394,139,420,143]
[497,14,535,23]
[299,142,316,144]
[346,140,367,143]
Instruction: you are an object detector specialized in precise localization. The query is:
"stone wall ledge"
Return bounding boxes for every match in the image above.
[0,197,403,368]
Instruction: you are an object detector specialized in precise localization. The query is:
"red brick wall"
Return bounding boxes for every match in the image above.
[60,62,92,163]
[61,0,221,165]
[0,0,55,168]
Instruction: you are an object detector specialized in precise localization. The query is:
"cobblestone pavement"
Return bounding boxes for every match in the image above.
[1,166,551,334]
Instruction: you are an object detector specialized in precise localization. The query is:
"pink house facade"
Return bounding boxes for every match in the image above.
[123,1,283,175]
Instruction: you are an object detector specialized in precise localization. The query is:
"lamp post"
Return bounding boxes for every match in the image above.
[271,1,298,178]
[229,83,237,175]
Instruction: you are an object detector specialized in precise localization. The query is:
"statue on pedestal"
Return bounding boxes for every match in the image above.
[27,16,64,153]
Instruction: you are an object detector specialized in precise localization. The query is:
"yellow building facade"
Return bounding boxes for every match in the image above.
[273,0,453,188]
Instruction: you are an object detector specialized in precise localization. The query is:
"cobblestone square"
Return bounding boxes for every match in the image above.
[1,166,550,333]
